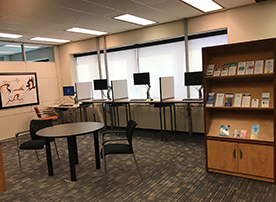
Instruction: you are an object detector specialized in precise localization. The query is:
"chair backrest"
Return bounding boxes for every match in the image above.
[30,119,53,140]
[34,106,41,118]
[125,120,137,146]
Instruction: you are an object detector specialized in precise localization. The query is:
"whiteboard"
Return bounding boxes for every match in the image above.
[160,77,174,101]
[111,80,128,100]
[75,82,93,101]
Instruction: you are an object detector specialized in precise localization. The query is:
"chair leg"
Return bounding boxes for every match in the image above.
[17,149,22,171]
[132,153,143,182]
[103,147,108,186]
[35,150,39,160]
[53,140,60,159]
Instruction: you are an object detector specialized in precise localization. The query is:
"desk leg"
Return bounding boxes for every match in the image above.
[45,138,53,176]
[116,105,120,129]
[125,104,128,123]
[187,103,192,136]
[174,104,176,134]
[159,106,163,140]
[67,136,77,181]
[80,107,83,122]
[128,103,131,120]
[163,105,167,141]
[93,131,101,169]
[170,104,173,133]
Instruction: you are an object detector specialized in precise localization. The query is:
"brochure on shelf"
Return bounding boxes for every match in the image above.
[251,98,259,107]
[219,125,230,137]
[251,124,260,139]
[245,61,254,74]
[237,62,246,75]
[224,93,233,107]
[233,93,242,107]
[241,93,251,107]
[221,63,229,76]
[264,59,274,73]
[215,93,224,107]
[261,93,270,107]
[206,93,216,106]
[213,64,222,76]
[254,60,264,74]
[229,63,237,76]
[206,64,215,76]
[233,129,247,138]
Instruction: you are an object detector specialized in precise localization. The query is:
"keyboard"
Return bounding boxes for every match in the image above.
[130,99,147,101]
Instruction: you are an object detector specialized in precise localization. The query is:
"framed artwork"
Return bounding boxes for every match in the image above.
[0,73,39,109]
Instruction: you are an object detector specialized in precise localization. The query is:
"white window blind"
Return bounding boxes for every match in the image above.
[139,41,186,99]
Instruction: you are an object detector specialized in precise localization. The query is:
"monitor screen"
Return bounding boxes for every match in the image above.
[63,86,75,96]
[184,71,203,86]
[133,72,150,85]
[93,79,108,90]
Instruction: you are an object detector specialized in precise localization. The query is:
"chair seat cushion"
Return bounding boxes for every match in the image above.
[102,144,133,156]
[19,139,45,150]
[41,116,58,121]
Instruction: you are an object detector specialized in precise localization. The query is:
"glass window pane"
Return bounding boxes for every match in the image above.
[188,34,228,98]
[139,41,186,99]
[0,42,24,61]
[25,45,55,62]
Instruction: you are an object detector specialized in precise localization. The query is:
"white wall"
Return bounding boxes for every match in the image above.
[0,62,60,140]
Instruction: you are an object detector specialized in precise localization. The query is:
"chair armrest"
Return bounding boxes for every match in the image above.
[102,138,128,145]
[15,130,30,138]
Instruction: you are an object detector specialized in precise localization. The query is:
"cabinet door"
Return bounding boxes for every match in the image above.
[238,143,274,178]
[207,140,238,172]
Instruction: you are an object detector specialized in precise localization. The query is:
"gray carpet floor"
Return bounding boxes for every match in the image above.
[0,129,276,202]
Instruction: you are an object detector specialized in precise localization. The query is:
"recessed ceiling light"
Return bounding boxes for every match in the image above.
[30,37,70,43]
[66,27,107,35]
[0,33,22,39]
[180,0,223,12]
[114,14,156,26]
[4,44,41,49]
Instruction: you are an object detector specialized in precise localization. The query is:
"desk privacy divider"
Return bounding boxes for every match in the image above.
[160,77,175,101]
[75,82,93,101]
[111,80,128,100]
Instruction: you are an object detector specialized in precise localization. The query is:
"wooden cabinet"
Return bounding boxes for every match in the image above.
[0,144,6,193]
[203,38,276,183]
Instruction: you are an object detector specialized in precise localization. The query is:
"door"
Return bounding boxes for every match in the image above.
[238,143,274,178]
[207,140,238,172]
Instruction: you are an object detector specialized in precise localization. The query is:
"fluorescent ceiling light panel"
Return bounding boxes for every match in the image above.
[30,37,70,43]
[180,0,222,12]
[4,44,41,49]
[0,33,22,39]
[66,27,107,35]
[114,14,156,26]
[0,51,16,54]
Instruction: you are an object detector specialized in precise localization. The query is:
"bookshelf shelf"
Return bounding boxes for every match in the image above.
[203,38,276,183]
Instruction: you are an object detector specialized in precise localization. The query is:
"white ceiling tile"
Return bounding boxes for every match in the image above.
[216,0,256,9]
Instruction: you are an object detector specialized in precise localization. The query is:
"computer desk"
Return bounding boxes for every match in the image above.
[162,98,204,137]
[48,104,83,123]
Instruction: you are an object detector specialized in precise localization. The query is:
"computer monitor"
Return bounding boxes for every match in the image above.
[93,79,108,90]
[75,82,93,101]
[133,72,150,85]
[63,86,75,96]
[184,71,203,86]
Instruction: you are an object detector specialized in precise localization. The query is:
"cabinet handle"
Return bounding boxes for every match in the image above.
[233,148,236,159]
[240,150,243,159]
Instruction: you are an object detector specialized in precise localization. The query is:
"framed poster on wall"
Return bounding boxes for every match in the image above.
[0,73,39,109]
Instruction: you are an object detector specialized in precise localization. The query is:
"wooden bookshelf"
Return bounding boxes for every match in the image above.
[203,38,276,183]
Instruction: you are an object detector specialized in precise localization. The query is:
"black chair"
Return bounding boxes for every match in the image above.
[15,119,59,170]
[101,120,143,185]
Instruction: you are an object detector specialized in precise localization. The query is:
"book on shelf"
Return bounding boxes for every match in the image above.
[213,64,222,76]
[261,93,270,107]
[245,61,254,74]
[254,60,264,74]
[237,62,246,75]
[241,93,251,107]
[264,59,274,73]
[233,93,242,107]
[251,98,259,107]
[219,125,230,137]
[224,93,233,107]
[206,93,216,106]
[215,93,224,107]
[228,63,237,76]
[251,124,260,139]
[233,129,247,138]
[221,63,229,76]
[206,64,215,76]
